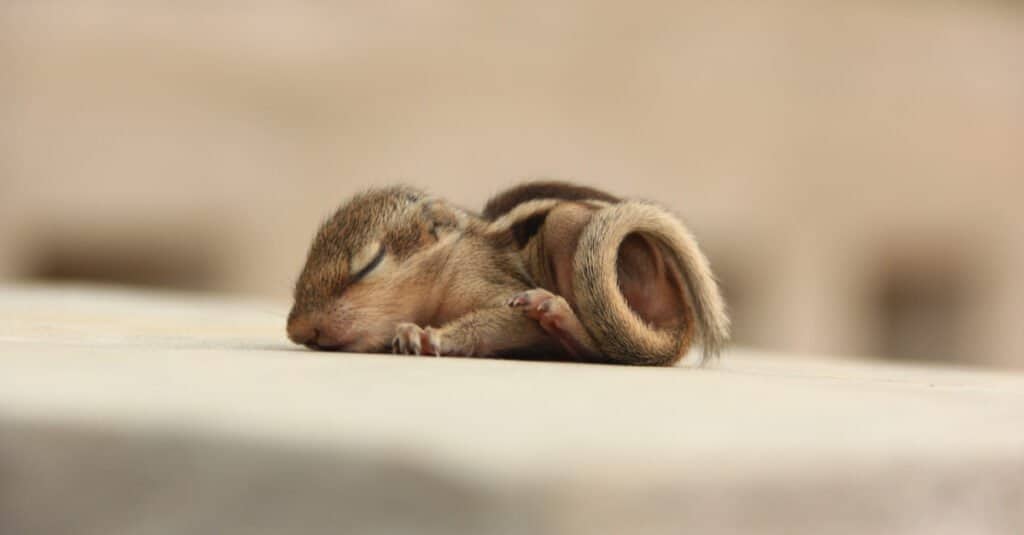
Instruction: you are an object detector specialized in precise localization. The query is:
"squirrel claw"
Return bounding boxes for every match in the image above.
[508,289,563,319]
[392,323,442,357]
[506,294,529,308]
[507,289,555,309]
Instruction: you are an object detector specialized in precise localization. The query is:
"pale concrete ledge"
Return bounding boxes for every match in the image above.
[1,284,1022,535]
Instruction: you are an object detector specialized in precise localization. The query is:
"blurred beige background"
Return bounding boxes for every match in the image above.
[2,1,1022,367]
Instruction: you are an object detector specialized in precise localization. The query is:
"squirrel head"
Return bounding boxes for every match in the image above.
[287,185,467,351]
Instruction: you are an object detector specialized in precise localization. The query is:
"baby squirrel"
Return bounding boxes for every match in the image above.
[286,182,729,366]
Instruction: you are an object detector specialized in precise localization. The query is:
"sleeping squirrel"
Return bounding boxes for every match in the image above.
[286,182,729,366]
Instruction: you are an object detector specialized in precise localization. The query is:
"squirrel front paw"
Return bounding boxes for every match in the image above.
[392,322,442,357]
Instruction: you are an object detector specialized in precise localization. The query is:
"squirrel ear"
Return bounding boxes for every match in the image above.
[422,200,466,237]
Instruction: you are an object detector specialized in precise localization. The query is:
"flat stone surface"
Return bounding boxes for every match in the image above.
[1,284,1022,534]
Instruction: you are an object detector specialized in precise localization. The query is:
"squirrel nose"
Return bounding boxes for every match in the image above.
[287,313,345,350]
[286,315,315,346]
[287,313,324,347]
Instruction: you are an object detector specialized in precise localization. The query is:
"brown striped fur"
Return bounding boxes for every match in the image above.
[287,181,729,366]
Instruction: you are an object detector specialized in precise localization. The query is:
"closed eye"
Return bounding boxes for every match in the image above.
[352,246,386,282]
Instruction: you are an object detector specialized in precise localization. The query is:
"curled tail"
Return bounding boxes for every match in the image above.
[574,202,730,366]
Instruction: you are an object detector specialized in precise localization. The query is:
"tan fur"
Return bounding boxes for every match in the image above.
[288,186,559,357]
[572,202,728,364]
[287,181,729,366]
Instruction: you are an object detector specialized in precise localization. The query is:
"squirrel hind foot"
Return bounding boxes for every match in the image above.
[508,289,600,360]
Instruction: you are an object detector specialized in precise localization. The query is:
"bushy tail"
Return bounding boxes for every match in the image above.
[573,202,730,366]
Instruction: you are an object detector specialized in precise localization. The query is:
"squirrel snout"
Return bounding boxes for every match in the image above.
[287,311,351,350]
